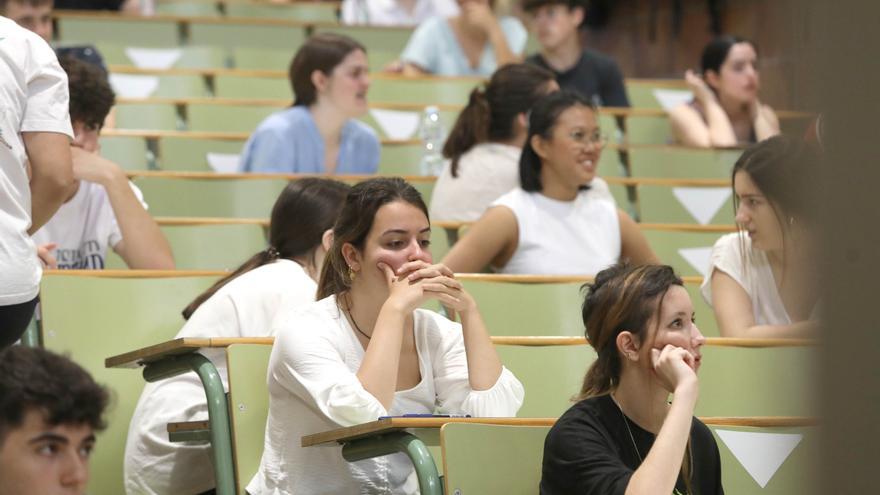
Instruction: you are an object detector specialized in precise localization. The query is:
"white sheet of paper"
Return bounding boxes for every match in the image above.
[715,429,803,488]
[125,47,183,70]
[678,247,713,277]
[653,89,694,111]
[369,108,420,140]
[672,187,732,225]
[108,73,159,99]
[207,153,242,173]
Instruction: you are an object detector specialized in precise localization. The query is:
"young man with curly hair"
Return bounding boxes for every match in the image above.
[32,56,175,270]
[0,345,109,495]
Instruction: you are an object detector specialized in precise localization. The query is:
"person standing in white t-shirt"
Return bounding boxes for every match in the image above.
[701,136,819,338]
[443,91,656,275]
[0,16,75,347]
[32,56,174,270]
[124,178,351,495]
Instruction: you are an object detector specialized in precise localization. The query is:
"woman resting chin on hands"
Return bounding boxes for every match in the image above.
[247,177,524,495]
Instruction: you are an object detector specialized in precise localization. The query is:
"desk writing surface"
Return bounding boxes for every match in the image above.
[301,418,558,447]
[105,336,274,369]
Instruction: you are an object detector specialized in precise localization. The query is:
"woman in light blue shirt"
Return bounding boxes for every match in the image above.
[240,34,381,174]
[400,0,527,77]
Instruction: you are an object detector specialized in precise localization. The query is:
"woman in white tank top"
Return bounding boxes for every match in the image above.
[443,91,657,275]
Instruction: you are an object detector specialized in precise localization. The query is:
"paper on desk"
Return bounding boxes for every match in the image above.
[672,187,732,225]
[369,108,420,140]
[125,47,183,70]
[678,247,713,277]
[108,73,159,99]
[653,89,694,111]
[207,153,242,173]
[715,429,803,488]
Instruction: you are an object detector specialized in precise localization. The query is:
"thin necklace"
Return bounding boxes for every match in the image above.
[343,294,371,340]
[611,393,693,494]
[610,392,643,462]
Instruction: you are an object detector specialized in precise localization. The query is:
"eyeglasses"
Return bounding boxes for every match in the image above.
[568,129,608,149]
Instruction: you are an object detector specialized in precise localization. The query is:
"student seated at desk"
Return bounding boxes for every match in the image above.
[442,91,655,275]
[541,263,723,495]
[124,178,351,495]
[430,63,559,222]
[248,178,524,495]
[399,0,527,76]
[240,34,381,174]
[32,56,174,270]
[668,36,779,148]
[702,136,820,338]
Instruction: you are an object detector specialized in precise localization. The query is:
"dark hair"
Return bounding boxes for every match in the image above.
[289,33,366,107]
[520,90,596,192]
[732,135,819,229]
[317,178,429,299]
[700,35,756,76]
[521,0,587,27]
[0,346,108,444]
[183,178,351,319]
[60,55,115,129]
[0,0,52,11]
[443,63,556,178]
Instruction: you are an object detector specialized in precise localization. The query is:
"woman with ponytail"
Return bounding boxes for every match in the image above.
[540,263,723,495]
[123,178,351,495]
[430,63,559,222]
[443,90,655,275]
[248,177,523,494]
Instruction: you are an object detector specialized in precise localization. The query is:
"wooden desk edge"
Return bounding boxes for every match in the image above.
[301,416,817,447]
[104,336,274,368]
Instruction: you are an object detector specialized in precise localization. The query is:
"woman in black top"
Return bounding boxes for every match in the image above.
[541,263,724,495]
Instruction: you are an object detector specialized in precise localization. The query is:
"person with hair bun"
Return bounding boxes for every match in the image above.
[442,91,656,275]
[240,33,380,174]
[430,63,560,222]
[541,263,723,495]
[669,36,779,148]
[124,178,351,495]
[248,177,523,494]
[702,136,820,338]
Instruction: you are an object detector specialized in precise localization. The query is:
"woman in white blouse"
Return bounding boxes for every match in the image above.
[701,136,819,338]
[247,177,524,495]
[442,91,656,275]
[124,178,351,495]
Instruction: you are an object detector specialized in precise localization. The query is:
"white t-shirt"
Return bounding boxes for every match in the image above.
[341,0,459,26]
[491,188,621,275]
[700,232,792,326]
[430,142,616,222]
[124,260,317,495]
[247,295,524,495]
[0,17,72,305]
[31,180,147,269]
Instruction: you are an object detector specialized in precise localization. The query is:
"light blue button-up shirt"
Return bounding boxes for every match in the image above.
[239,106,381,174]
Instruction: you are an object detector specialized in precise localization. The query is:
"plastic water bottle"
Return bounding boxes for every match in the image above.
[418,106,445,176]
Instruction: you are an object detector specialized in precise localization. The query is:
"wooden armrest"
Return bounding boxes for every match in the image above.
[105,336,275,369]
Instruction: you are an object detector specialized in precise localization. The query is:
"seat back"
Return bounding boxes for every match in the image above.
[226,343,274,494]
[496,343,596,417]
[441,423,551,495]
[39,273,222,494]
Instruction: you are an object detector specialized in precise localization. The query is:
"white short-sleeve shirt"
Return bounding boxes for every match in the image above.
[700,232,793,326]
[341,0,459,26]
[247,295,524,494]
[491,187,621,275]
[0,17,73,305]
[31,180,148,269]
[124,260,317,495]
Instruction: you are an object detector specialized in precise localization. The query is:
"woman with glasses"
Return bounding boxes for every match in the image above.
[442,91,656,275]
